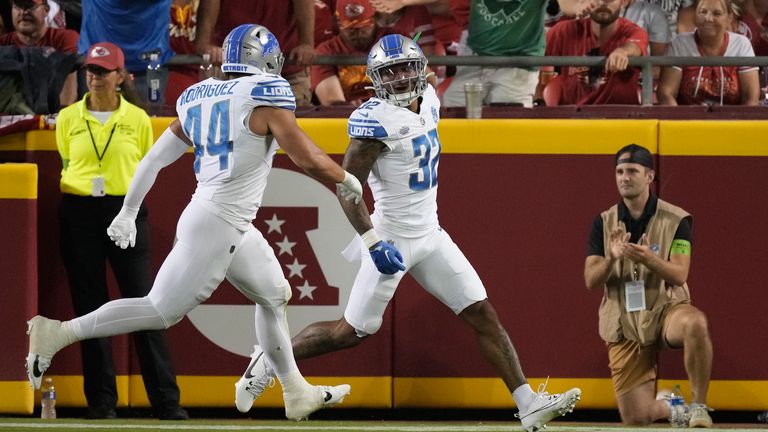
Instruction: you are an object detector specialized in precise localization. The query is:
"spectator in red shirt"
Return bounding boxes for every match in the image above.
[658,0,759,105]
[536,0,648,105]
[195,0,316,106]
[316,0,338,46]
[312,0,378,105]
[369,0,468,48]
[0,0,78,106]
[375,4,436,51]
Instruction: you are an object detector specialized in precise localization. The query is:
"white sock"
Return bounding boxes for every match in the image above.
[253,304,308,390]
[513,383,536,412]
[70,297,167,340]
[280,370,311,394]
[55,321,78,350]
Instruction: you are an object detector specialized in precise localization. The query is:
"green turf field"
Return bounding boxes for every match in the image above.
[0,419,764,432]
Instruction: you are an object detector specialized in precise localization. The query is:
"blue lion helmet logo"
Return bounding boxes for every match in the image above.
[262,32,279,58]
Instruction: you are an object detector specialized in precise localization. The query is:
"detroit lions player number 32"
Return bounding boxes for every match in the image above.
[233,33,581,432]
[26,24,359,421]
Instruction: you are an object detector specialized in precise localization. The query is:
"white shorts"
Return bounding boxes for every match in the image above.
[344,227,487,336]
[148,200,290,325]
[442,31,539,108]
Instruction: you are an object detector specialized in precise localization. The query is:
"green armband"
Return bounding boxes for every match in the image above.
[670,239,691,256]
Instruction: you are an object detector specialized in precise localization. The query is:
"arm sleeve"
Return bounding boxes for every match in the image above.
[61,29,79,53]
[138,112,154,157]
[249,76,297,111]
[587,215,606,257]
[666,35,685,70]
[648,8,672,43]
[55,111,69,168]
[626,25,649,55]
[673,216,693,243]
[122,128,190,214]
[732,34,757,72]
[348,105,389,142]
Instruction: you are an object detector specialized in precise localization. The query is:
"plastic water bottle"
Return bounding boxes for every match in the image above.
[758,411,768,423]
[199,53,213,82]
[40,377,56,419]
[669,385,685,427]
[146,52,162,114]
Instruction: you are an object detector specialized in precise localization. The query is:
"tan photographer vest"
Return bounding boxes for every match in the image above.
[598,199,692,345]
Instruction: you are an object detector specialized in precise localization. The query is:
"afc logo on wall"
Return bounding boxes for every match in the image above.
[186,168,359,357]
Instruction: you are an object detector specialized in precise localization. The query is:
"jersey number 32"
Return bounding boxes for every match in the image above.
[409,128,441,191]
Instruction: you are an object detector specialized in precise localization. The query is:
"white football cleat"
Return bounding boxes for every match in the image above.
[26,316,75,390]
[234,345,276,413]
[318,384,351,407]
[284,384,351,421]
[516,383,581,432]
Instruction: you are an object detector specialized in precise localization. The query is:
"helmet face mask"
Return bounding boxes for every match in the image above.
[221,24,285,76]
[374,60,423,106]
[367,35,428,107]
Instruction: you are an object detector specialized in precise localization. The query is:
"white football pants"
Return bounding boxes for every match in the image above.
[345,226,487,336]
[70,200,299,376]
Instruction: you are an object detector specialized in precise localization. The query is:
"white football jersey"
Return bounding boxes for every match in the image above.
[348,85,442,238]
[176,73,295,231]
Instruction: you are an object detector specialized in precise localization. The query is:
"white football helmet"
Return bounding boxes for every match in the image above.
[221,24,284,75]
[366,34,428,107]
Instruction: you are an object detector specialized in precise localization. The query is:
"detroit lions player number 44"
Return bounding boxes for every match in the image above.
[26,24,360,421]
[234,34,582,431]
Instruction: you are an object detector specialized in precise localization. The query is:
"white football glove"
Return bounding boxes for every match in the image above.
[107,207,138,249]
[336,171,363,204]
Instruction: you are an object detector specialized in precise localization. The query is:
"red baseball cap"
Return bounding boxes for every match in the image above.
[336,0,375,29]
[84,42,125,71]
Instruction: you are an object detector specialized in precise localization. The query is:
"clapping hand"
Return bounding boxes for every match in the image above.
[624,233,653,265]
[608,228,630,260]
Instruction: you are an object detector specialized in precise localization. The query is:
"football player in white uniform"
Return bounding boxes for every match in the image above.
[26,24,361,421]
[235,34,581,431]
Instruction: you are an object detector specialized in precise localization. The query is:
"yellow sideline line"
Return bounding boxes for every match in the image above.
[4,119,768,156]
[4,377,767,414]
[298,119,659,155]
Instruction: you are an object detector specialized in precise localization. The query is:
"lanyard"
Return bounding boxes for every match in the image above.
[86,121,117,174]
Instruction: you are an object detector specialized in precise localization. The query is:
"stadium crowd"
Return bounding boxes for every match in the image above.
[0,0,765,115]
